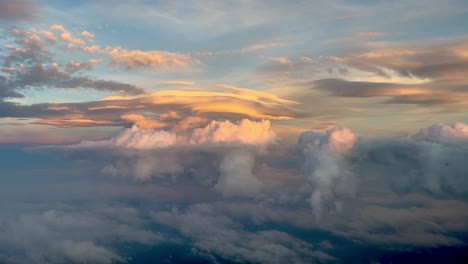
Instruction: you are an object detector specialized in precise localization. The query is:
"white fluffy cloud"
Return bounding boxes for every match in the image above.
[65,119,276,150]
[38,119,276,183]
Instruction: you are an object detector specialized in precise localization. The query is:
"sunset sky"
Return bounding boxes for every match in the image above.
[1,0,467,143]
[1,0,468,263]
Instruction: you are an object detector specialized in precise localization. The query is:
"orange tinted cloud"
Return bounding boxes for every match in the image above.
[121,114,168,130]
[336,39,468,80]
[28,87,304,130]
[34,118,120,127]
[106,47,194,70]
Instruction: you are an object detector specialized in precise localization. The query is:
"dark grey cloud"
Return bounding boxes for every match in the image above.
[307,78,468,108]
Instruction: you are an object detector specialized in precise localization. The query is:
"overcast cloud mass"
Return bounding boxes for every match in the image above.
[1,0,468,263]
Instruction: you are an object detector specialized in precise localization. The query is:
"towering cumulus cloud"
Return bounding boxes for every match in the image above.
[41,119,277,184]
[413,122,468,145]
[299,127,357,220]
[191,119,276,145]
[65,119,276,150]
[214,149,264,197]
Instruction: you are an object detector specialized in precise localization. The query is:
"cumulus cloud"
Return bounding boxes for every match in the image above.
[36,119,276,182]
[16,121,468,262]
[299,127,357,219]
[50,24,87,48]
[413,122,468,145]
[81,31,95,42]
[59,119,275,150]
[320,123,466,199]
[214,149,264,197]
[191,119,276,145]
[76,125,179,150]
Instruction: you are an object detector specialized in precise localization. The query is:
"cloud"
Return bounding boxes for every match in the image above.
[151,203,334,263]
[0,27,146,97]
[334,39,468,80]
[309,78,468,108]
[121,114,168,130]
[191,119,276,145]
[81,31,95,42]
[257,55,320,77]
[0,205,162,264]
[50,24,87,48]
[143,89,300,121]
[0,86,302,134]
[157,81,195,86]
[413,122,468,144]
[299,127,357,219]
[45,119,276,150]
[0,26,304,135]
[358,137,468,197]
[35,119,276,183]
[214,149,264,197]
[33,118,121,127]
[38,30,57,42]
[328,197,468,247]
[73,125,179,150]
[296,39,468,111]
[105,47,194,70]
[10,121,468,262]
[195,41,284,57]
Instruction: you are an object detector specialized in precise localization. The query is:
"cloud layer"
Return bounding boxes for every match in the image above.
[3,121,468,263]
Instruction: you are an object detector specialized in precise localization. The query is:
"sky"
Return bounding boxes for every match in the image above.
[0,0,468,263]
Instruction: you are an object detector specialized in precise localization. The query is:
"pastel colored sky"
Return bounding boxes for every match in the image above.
[1,0,467,143]
[2,1,468,263]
